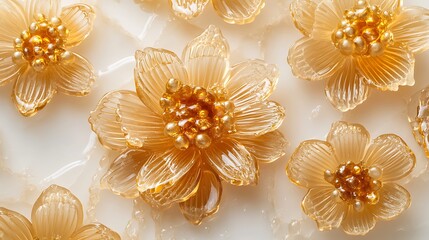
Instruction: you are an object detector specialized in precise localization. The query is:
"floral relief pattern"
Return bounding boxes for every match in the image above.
[0,0,95,116]
[288,0,429,112]
[286,121,416,235]
[89,25,287,225]
[409,86,429,158]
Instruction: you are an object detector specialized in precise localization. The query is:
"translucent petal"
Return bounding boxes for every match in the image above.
[70,224,121,240]
[179,168,222,225]
[372,0,401,13]
[286,140,338,188]
[0,49,23,86]
[302,187,347,231]
[290,0,321,36]
[341,205,376,236]
[182,25,229,89]
[13,67,55,117]
[408,87,429,158]
[369,183,410,221]
[0,208,34,240]
[202,138,258,186]
[363,134,415,182]
[212,0,265,24]
[32,185,83,239]
[55,53,95,96]
[26,0,61,21]
[137,148,198,193]
[288,37,345,81]
[356,45,415,91]
[169,0,209,19]
[325,58,369,112]
[227,59,279,111]
[327,121,370,164]
[61,4,95,48]
[234,101,285,137]
[135,48,188,114]
[390,6,429,54]
[0,0,27,42]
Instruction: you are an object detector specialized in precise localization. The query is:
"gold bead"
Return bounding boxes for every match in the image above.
[165,122,180,137]
[21,30,31,40]
[29,35,43,46]
[380,31,393,45]
[32,58,47,72]
[29,22,38,33]
[166,78,181,93]
[12,52,24,64]
[221,115,234,129]
[354,200,364,212]
[195,133,212,149]
[198,110,209,118]
[331,189,342,202]
[33,46,43,56]
[223,101,235,113]
[324,169,335,183]
[60,51,74,63]
[50,17,62,27]
[344,26,355,37]
[339,39,354,55]
[353,36,367,54]
[369,42,384,57]
[174,135,190,150]
[368,166,382,179]
[366,192,379,205]
[370,180,382,191]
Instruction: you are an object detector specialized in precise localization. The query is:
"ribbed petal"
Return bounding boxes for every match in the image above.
[290,0,322,36]
[212,0,265,24]
[0,0,27,43]
[70,224,121,240]
[61,4,95,48]
[169,0,209,19]
[370,183,410,221]
[373,0,401,13]
[32,185,83,239]
[0,49,23,86]
[26,0,61,21]
[341,205,376,236]
[0,208,34,240]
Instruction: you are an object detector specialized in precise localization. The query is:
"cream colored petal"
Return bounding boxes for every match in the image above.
[327,121,370,164]
[288,37,345,81]
[325,58,369,112]
[182,25,229,89]
[363,134,415,182]
[61,4,95,48]
[369,183,410,221]
[0,0,27,42]
[202,138,258,186]
[179,168,222,225]
[389,7,429,54]
[55,53,95,96]
[226,59,279,111]
[373,0,401,13]
[135,48,189,114]
[341,205,376,235]
[302,187,347,231]
[70,224,120,240]
[290,0,322,36]
[32,185,83,239]
[169,0,209,19]
[137,148,198,193]
[286,140,338,188]
[13,67,56,117]
[212,0,265,24]
[234,101,285,137]
[356,45,415,91]
[0,208,34,240]
[26,0,61,21]
[0,49,23,86]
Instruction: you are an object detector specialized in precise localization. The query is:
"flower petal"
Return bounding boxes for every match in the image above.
[302,187,347,231]
[61,4,95,48]
[179,168,222,225]
[135,48,188,114]
[327,121,370,164]
[26,0,61,21]
[202,138,258,186]
[286,140,338,188]
[234,101,285,137]
[290,0,321,36]
[13,68,56,117]
[341,205,376,236]
[325,58,369,112]
[227,59,279,111]
[0,50,23,86]
[288,37,345,81]
[0,0,27,43]
[373,0,401,13]
[370,183,410,221]
[212,0,265,24]
[356,45,415,91]
[169,0,209,19]
[389,6,429,54]
[363,134,415,182]
[32,185,83,239]
[0,208,34,240]
[70,224,120,240]
[137,148,198,193]
[54,53,95,96]
[182,25,229,89]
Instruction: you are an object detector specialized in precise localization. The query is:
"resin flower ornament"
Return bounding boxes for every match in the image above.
[0,185,120,239]
[409,87,429,158]
[89,25,286,224]
[288,0,429,112]
[286,121,416,235]
[0,0,95,116]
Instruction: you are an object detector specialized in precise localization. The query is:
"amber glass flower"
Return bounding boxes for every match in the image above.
[89,25,286,224]
[286,121,416,235]
[0,185,120,239]
[0,0,95,116]
[409,87,429,158]
[288,0,429,112]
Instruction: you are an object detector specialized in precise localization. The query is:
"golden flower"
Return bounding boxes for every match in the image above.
[409,87,429,158]
[288,0,429,112]
[89,25,287,224]
[0,185,120,239]
[286,121,416,235]
[0,0,95,116]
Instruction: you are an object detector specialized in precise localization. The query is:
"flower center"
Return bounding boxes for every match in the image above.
[324,161,383,212]
[12,13,71,72]
[332,0,394,57]
[160,79,236,150]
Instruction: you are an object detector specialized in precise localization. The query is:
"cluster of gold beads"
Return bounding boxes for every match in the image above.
[332,0,393,57]
[324,161,383,212]
[13,14,72,72]
[160,78,236,150]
